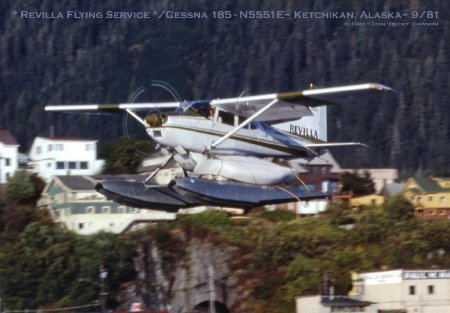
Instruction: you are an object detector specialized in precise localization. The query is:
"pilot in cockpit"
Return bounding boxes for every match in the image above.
[208,106,215,120]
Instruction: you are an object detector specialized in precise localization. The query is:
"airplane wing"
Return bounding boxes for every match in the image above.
[45,100,211,126]
[305,142,369,148]
[45,102,185,113]
[211,83,394,123]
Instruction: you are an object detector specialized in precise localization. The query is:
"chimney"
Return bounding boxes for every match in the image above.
[49,125,55,138]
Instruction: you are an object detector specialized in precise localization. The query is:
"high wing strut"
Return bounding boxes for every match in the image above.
[126,109,148,127]
[210,99,279,149]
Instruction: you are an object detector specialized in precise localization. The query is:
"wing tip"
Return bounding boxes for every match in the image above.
[369,83,396,93]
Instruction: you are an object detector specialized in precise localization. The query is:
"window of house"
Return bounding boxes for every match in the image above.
[5,158,10,166]
[80,161,88,169]
[428,285,434,295]
[101,206,111,214]
[6,172,10,180]
[78,223,84,229]
[36,146,42,154]
[129,207,139,214]
[47,162,52,168]
[68,162,77,169]
[118,206,127,214]
[48,144,53,152]
[54,144,64,151]
[56,162,65,169]
[85,144,94,151]
[86,206,95,214]
[428,196,433,202]
[439,209,446,215]
[440,196,447,203]
[409,285,416,295]
[417,197,422,202]
[428,209,436,215]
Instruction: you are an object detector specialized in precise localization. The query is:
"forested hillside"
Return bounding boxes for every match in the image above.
[0,0,448,175]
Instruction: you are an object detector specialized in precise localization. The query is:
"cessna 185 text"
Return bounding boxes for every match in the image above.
[46,83,394,211]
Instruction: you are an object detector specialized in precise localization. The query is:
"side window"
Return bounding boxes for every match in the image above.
[218,110,234,126]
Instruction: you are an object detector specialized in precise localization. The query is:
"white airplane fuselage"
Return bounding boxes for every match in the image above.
[146,115,312,157]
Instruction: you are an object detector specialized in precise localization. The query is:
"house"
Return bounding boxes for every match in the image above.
[0,129,19,184]
[342,168,399,193]
[29,136,105,182]
[350,194,385,209]
[38,175,176,235]
[268,151,341,215]
[296,295,373,313]
[296,269,450,313]
[402,177,450,220]
[350,269,450,313]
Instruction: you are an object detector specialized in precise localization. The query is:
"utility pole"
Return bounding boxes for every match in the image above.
[208,264,216,313]
[99,267,108,313]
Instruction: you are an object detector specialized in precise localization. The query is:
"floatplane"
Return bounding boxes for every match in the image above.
[46,83,394,212]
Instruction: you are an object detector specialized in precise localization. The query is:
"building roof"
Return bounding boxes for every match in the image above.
[91,174,146,182]
[55,174,146,191]
[412,177,450,193]
[36,136,97,142]
[0,129,19,145]
[57,176,96,190]
[384,183,405,197]
[321,296,372,307]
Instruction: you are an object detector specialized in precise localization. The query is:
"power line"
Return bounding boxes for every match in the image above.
[5,302,99,313]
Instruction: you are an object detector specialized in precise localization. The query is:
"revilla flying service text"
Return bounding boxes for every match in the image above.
[20,11,152,19]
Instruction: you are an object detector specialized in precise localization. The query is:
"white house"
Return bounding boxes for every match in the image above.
[0,129,19,184]
[29,136,105,182]
[296,269,450,313]
[350,269,450,313]
[38,175,176,235]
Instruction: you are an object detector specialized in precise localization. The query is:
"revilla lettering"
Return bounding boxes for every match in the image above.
[289,125,318,139]
[21,11,64,19]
